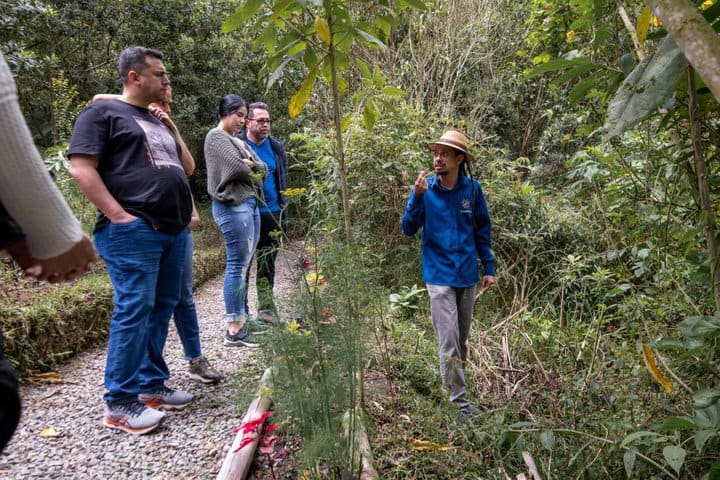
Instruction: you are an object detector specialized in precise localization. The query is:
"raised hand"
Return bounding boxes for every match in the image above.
[413,170,428,196]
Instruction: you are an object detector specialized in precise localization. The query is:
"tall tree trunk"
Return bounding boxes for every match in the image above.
[687,65,720,313]
[645,0,720,102]
[327,10,353,244]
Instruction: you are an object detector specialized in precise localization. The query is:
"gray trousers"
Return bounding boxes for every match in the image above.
[426,284,477,408]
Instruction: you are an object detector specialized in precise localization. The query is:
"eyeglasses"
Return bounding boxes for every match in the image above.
[248,118,271,124]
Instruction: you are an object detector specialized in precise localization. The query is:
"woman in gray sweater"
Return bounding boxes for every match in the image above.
[205,94,267,347]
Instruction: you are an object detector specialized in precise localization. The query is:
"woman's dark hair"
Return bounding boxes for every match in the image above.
[216,94,248,121]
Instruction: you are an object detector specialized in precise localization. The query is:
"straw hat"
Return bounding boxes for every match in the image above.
[427,130,474,163]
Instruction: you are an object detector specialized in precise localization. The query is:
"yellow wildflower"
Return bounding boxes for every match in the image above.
[566,30,575,42]
[281,187,306,197]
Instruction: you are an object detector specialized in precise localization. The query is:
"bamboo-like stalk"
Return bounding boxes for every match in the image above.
[217,368,274,480]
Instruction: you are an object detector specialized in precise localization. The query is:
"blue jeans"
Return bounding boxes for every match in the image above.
[94,218,188,405]
[212,197,260,322]
[173,233,202,360]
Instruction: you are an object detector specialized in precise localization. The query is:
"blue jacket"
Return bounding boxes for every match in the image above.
[401,174,494,287]
[237,131,289,210]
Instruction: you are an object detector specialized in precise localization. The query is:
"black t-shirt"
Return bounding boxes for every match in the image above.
[68,99,191,233]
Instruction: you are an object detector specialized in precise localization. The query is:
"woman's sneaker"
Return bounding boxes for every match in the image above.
[188,356,222,384]
[224,328,260,347]
[103,401,165,435]
[138,387,193,411]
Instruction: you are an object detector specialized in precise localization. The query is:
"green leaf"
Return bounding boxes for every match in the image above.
[267,53,301,88]
[656,416,696,431]
[679,316,720,340]
[256,24,279,53]
[603,37,686,137]
[695,430,716,453]
[362,100,380,130]
[355,58,371,79]
[399,0,427,10]
[694,404,720,429]
[303,48,319,70]
[375,15,394,40]
[382,85,404,97]
[288,65,317,119]
[539,430,555,450]
[647,338,686,350]
[340,112,353,131]
[552,62,599,85]
[222,0,265,33]
[287,40,307,57]
[662,445,686,474]
[525,58,593,79]
[693,388,720,409]
[354,27,387,50]
[623,447,637,478]
[620,430,661,448]
[568,76,599,106]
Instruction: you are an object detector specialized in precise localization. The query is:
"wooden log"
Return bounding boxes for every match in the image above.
[342,409,379,480]
[217,368,274,480]
[521,451,542,480]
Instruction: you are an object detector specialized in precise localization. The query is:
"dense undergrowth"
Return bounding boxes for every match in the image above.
[260,97,720,478]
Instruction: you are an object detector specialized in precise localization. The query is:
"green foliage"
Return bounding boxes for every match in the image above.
[0,0,276,202]
[266,241,379,476]
[388,284,425,320]
[290,102,443,284]
[225,0,418,123]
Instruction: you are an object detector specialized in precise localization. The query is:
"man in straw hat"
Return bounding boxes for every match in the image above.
[401,130,495,417]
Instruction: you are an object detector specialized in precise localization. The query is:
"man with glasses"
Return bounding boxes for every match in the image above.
[69,46,193,435]
[237,102,289,323]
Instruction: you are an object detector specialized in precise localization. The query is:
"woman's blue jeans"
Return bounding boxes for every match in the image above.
[212,197,260,322]
[172,232,202,360]
[94,218,188,405]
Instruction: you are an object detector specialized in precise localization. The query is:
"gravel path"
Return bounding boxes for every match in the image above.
[0,247,300,479]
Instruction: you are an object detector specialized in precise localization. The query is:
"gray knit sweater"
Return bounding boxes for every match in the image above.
[204,127,267,205]
[0,52,83,259]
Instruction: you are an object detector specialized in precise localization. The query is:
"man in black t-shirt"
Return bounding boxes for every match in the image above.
[69,46,193,435]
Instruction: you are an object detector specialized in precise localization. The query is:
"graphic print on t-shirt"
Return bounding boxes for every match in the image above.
[134,116,183,170]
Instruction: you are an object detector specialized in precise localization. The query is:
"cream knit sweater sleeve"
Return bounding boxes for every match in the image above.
[0,52,83,259]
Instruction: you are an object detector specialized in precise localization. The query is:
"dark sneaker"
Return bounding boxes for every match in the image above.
[459,403,483,418]
[138,387,193,411]
[103,401,165,435]
[224,328,260,347]
[188,356,222,384]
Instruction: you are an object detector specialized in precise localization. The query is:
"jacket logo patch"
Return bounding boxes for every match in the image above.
[461,198,471,210]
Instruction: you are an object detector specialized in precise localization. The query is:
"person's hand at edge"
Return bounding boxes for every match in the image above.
[25,235,98,283]
[477,275,496,295]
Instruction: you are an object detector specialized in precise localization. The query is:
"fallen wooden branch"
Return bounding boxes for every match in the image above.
[217,368,273,480]
[521,451,542,480]
[342,409,379,480]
